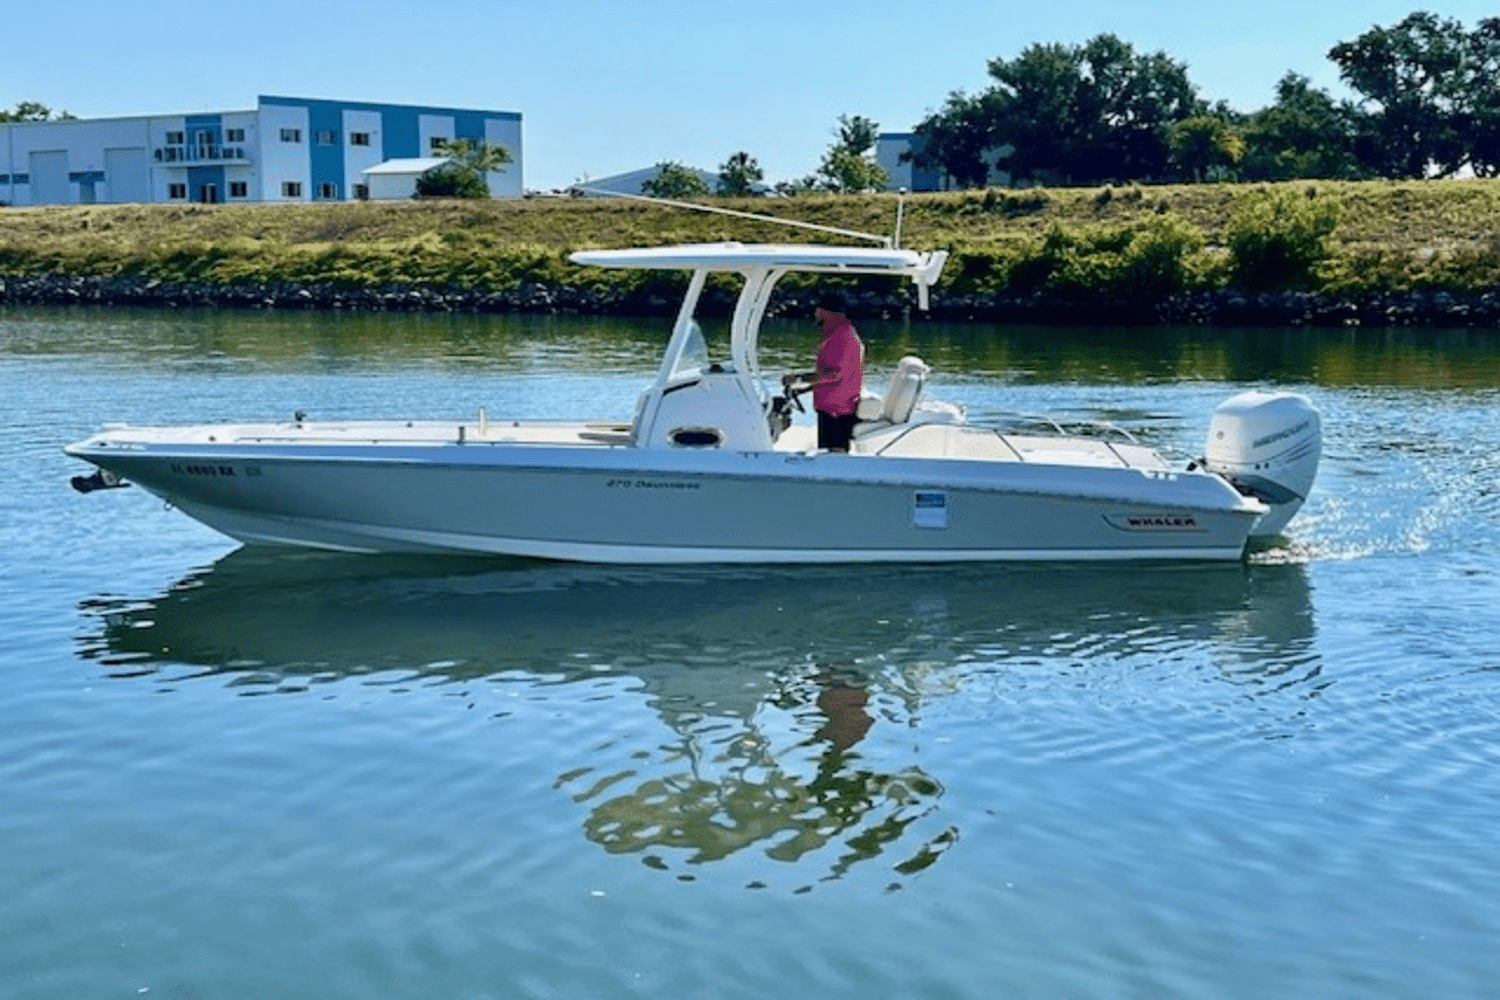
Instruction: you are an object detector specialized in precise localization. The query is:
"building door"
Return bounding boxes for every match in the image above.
[198,183,219,204]
[104,148,149,203]
[28,150,70,204]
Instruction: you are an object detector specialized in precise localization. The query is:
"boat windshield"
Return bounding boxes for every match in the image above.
[669,320,710,381]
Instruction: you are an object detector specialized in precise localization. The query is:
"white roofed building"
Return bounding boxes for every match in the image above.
[360,157,453,200]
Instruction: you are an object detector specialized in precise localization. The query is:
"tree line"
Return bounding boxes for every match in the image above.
[640,114,890,199]
[908,10,1500,188]
[645,9,1500,199]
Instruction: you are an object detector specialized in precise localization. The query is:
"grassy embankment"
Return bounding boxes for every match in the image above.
[2,179,1499,304]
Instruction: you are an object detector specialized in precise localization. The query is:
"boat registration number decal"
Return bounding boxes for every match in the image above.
[1106,512,1202,532]
[605,478,701,491]
[170,463,237,477]
[169,463,263,479]
[913,491,948,529]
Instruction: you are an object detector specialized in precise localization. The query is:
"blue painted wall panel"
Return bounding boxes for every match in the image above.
[187,165,226,202]
[453,111,488,143]
[380,108,421,160]
[305,104,346,197]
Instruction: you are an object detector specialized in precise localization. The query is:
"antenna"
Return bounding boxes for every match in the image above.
[572,187,894,247]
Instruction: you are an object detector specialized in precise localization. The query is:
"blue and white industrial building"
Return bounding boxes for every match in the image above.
[0,95,523,206]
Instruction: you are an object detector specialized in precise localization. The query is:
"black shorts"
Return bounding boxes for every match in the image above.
[817,410,859,452]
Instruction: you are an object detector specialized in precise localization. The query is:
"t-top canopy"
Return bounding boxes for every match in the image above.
[571,242,938,274]
[570,242,948,307]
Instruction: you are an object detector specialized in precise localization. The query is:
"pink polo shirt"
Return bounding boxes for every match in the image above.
[812,319,863,416]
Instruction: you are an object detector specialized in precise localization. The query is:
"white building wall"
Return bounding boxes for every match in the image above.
[2,127,35,204]
[366,172,414,201]
[485,117,523,198]
[258,103,310,201]
[146,115,185,203]
[418,114,455,158]
[342,109,383,198]
[365,167,427,200]
[876,136,915,192]
[220,110,260,201]
[4,117,157,205]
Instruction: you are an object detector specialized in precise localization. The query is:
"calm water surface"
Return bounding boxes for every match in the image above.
[4,306,1500,999]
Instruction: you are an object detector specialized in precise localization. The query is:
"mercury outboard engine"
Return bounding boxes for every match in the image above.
[1201,390,1322,538]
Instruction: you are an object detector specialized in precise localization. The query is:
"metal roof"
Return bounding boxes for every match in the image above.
[361,157,451,176]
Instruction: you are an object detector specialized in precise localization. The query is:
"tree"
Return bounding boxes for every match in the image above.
[1328,11,1469,177]
[641,161,710,199]
[1458,17,1500,176]
[0,101,75,122]
[908,33,1201,187]
[1168,114,1245,181]
[716,151,764,196]
[833,114,880,157]
[416,162,490,198]
[416,138,512,198]
[907,90,1006,189]
[983,40,1087,183]
[1240,73,1361,181]
[815,114,890,193]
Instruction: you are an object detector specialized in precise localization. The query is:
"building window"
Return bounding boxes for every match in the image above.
[282,181,302,197]
[168,183,187,200]
[12,173,28,184]
[316,130,338,146]
[317,182,338,199]
[429,136,451,151]
[165,130,185,145]
[229,181,248,198]
[350,132,371,147]
[225,127,245,143]
[353,183,369,200]
[280,128,302,143]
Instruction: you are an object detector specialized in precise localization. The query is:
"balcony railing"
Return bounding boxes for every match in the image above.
[153,145,252,164]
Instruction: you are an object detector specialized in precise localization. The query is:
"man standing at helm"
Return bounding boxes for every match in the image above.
[783,291,863,452]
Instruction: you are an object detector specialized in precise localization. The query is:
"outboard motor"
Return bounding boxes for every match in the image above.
[1201,390,1321,538]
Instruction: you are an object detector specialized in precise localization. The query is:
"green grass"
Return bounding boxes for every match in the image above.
[2,179,1499,298]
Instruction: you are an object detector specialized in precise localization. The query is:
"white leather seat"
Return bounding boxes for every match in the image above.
[879,356,930,423]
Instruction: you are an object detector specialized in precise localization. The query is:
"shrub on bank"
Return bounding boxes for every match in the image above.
[995,213,1209,301]
[1225,188,1341,291]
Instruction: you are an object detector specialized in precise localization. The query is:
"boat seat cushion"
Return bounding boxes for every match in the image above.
[881,356,930,423]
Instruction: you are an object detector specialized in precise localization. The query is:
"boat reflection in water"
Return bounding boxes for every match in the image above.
[78,550,1317,885]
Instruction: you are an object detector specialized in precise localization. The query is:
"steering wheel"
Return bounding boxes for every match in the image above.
[782,381,806,413]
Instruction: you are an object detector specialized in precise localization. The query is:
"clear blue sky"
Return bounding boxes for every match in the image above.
[4,1,1495,191]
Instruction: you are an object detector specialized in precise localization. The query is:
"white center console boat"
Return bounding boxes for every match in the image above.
[66,241,1320,563]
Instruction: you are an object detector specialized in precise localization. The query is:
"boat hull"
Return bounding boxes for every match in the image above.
[66,429,1264,563]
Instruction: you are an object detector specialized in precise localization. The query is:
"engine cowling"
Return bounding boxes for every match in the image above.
[1202,390,1321,538]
